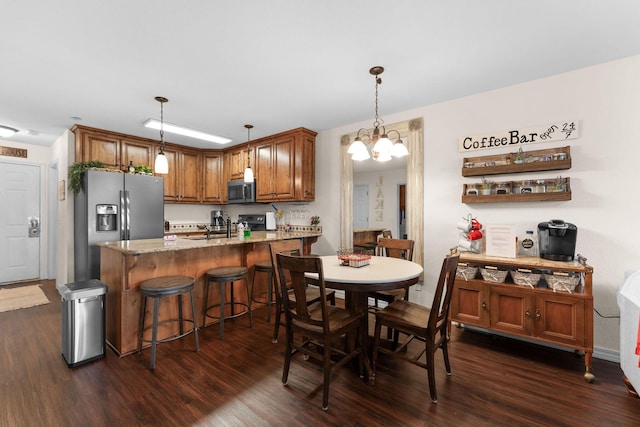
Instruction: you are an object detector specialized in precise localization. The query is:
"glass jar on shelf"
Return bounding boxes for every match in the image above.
[533,180,546,193]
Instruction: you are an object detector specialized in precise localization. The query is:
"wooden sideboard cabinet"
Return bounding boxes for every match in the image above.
[451,252,594,382]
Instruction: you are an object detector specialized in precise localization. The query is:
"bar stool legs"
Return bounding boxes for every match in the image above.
[203,266,252,340]
[251,260,276,323]
[138,276,199,370]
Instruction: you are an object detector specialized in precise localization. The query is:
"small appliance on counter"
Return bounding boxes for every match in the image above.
[265,211,277,230]
[537,219,577,261]
[238,214,266,231]
[211,210,225,231]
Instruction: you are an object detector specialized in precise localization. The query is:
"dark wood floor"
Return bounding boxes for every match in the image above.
[1,280,639,426]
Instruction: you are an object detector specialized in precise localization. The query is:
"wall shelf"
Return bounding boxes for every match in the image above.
[462,177,571,204]
[462,146,571,177]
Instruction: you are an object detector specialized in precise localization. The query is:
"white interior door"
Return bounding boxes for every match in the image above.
[0,162,40,284]
[353,184,369,229]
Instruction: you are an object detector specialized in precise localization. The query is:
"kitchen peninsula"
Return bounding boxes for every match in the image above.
[99,230,321,356]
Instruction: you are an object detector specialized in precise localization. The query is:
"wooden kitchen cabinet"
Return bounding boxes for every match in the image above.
[255,135,295,201]
[72,125,316,204]
[450,252,594,382]
[252,127,317,202]
[225,145,251,182]
[202,151,224,203]
[160,145,202,203]
[73,125,155,171]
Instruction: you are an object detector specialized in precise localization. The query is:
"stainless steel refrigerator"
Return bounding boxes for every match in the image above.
[74,170,164,281]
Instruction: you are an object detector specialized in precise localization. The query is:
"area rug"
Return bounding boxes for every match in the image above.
[0,285,50,313]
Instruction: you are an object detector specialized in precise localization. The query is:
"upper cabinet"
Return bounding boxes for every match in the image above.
[225,145,252,182]
[160,145,201,203]
[252,127,316,202]
[73,125,154,171]
[73,125,316,204]
[203,151,224,204]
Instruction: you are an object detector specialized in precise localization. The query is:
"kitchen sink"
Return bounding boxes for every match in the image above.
[184,234,229,240]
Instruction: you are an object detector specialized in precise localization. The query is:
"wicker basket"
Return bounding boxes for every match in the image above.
[545,272,580,292]
[480,267,509,283]
[456,263,478,281]
[510,269,541,288]
[338,254,371,268]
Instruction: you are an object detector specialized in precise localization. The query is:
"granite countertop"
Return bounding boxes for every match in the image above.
[97,230,322,255]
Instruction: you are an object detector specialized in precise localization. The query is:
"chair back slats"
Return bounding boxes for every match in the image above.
[377,237,414,261]
[269,239,303,297]
[428,255,460,333]
[276,254,329,333]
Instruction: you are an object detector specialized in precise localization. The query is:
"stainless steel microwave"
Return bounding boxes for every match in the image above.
[227,179,256,204]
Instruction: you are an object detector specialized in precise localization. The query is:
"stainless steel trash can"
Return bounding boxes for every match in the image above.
[59,279,107,367]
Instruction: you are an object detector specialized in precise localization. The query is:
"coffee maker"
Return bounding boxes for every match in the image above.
[211,210,225,230]
[537,219,577,261]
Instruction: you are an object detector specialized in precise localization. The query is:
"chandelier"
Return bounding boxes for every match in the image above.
[348,66,408,162]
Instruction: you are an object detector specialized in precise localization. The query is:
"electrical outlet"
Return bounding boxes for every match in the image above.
[415,282,422,291]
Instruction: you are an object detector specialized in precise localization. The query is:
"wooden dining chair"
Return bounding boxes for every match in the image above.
[372,254,460,403]
[268,240,336,343]
[369,237,415,308]
[275,253,364,410]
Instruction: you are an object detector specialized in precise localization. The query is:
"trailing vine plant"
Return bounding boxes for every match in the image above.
[68,161,105,195]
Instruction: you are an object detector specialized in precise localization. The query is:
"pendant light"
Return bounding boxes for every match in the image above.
[154,96,169,174]
[243,124,254,183]
[349,66,408,161]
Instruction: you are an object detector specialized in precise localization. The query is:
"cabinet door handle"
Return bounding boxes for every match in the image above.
[481,301,487,310]
[525,309,531,318]
[535,309,541,320]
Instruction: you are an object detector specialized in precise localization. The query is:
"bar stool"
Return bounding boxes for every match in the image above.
[138,275,199,370]
[203,266,252,340]
[250,260,276,322]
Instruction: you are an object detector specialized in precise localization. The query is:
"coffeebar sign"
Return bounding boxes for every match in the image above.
[458,120,579,152]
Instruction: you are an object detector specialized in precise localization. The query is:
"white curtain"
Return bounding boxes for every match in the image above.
[340,135,354,250]
[340,118,424,271]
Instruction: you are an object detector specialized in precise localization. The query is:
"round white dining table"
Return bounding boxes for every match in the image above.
[306,255,423,383]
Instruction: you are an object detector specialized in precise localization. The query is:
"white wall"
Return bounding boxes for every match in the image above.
[314,55,640,355]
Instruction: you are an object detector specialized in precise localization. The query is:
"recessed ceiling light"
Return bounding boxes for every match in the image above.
[143,119,232,144]
[0,125,18,137]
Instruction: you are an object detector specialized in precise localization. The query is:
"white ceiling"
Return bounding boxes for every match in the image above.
[2,1,640,156]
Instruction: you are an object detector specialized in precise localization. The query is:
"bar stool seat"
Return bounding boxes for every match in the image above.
[251,260,276,322]
[138,275,199,370]
[203,266,252,340]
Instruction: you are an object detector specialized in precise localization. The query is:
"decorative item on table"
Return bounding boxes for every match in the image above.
[337,248,371,268]
[337,247,353,266]
[455,263,478,281]
[456,214,482,253]
[310,215,320,226]
[511,268,541,288]
[480,266,509,283]
[545,271,581,293]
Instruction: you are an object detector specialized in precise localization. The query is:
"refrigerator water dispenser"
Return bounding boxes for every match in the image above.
[96,204,117,232]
